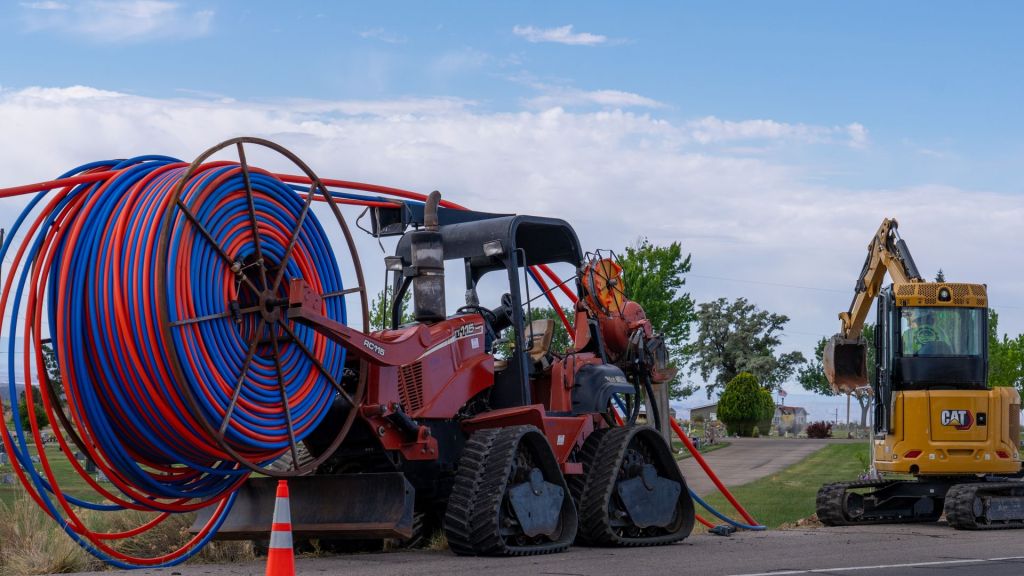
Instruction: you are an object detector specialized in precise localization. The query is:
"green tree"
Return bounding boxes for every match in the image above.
[797,326,875,427]
[369,285,413,331]
[618,238,697,398]
[935,269,946,282]
[17,388,49,431]
[989,310,1024,392]
[717,372,775,437]
[687,297,805,397]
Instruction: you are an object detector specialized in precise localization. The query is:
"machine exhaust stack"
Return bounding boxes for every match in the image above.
[410,190,446,322]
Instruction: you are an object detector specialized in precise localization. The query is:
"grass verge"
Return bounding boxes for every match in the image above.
[695,442,869,529]
[0,494,254,575]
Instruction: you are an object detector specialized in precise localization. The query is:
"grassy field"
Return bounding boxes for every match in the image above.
[697,442,870,529]
[0,445,96,506]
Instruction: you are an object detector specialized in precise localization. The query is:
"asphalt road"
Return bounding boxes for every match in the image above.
[66,524,1024,576]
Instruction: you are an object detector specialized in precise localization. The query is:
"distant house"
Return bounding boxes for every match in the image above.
[773,406,808,435]
[689,403,718,423]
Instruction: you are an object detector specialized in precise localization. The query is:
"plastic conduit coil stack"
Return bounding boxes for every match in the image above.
[0,138,367,568]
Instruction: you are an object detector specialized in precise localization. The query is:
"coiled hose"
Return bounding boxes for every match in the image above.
[1,153,349,567]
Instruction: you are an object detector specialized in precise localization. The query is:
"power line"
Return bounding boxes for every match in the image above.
[687,273,848,294]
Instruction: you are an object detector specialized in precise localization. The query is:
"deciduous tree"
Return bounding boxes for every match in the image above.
[618,238,697,398]
[369,285,413,331]
[989,310,1024,393]
[687,297,805,397]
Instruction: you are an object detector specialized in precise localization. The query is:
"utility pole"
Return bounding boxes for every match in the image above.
[846,392,851,436]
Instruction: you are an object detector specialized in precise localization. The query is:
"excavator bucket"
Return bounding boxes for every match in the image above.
[823,335,868,394]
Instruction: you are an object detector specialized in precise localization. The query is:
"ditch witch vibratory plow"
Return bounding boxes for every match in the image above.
[188,139,696,554]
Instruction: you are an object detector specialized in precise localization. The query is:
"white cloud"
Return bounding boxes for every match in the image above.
[20,1,214,42]
[526,87,664,110]
[359,27,407,44]
[846,122,869,148]
[512,25,607,46]
[687,116,870,147]
[280,96,476,117]
[0,86,1019,402]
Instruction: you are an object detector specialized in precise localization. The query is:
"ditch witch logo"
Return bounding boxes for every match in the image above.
[940,409,974,430]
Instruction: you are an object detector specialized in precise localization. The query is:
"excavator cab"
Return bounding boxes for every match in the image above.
[871,283,995,438]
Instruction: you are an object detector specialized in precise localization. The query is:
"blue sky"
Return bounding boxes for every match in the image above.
[1,1,1023,419]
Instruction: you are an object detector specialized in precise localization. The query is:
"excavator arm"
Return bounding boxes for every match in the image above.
[824,218,924,392]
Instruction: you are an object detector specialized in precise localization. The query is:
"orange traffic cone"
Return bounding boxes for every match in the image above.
[265,479,295,576]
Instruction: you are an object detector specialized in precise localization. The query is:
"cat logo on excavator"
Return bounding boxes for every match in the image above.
[940,409,974,430]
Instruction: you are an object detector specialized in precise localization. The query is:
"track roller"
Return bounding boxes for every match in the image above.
[816,479,946,526]
[577,425,694,546]
[945,482,1024,530]
[443,426,578,556]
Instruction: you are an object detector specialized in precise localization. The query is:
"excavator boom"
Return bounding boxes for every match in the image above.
[823,218,924,392]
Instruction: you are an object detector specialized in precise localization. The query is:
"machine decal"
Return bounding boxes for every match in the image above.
[940,409,974,430]
[363,339,386,357]
[416,323,484,360]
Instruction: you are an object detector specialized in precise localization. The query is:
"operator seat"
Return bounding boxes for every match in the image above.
[491,319,554,373]
[526,319,555,363]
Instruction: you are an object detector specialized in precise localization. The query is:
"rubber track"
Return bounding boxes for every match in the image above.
[945,482,1024,530]
[443,428,500,556]
[577,426,690,547]
[471,426,575,556]
[816,480,935,526]
[568,428,609,505]
[568,428,609,546]
[444,426,576,556]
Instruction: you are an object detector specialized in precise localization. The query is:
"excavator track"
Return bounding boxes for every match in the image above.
[816,479,947,526]
[443,425,577,556]
[577,425,694,547]
[815,475,950,524]
[944,482,1024,530]
[817,480,901,526]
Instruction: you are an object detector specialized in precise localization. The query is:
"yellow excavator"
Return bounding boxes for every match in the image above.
[817,218,1023,529]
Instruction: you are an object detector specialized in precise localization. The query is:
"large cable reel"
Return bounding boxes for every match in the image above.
[155,137,368,476]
